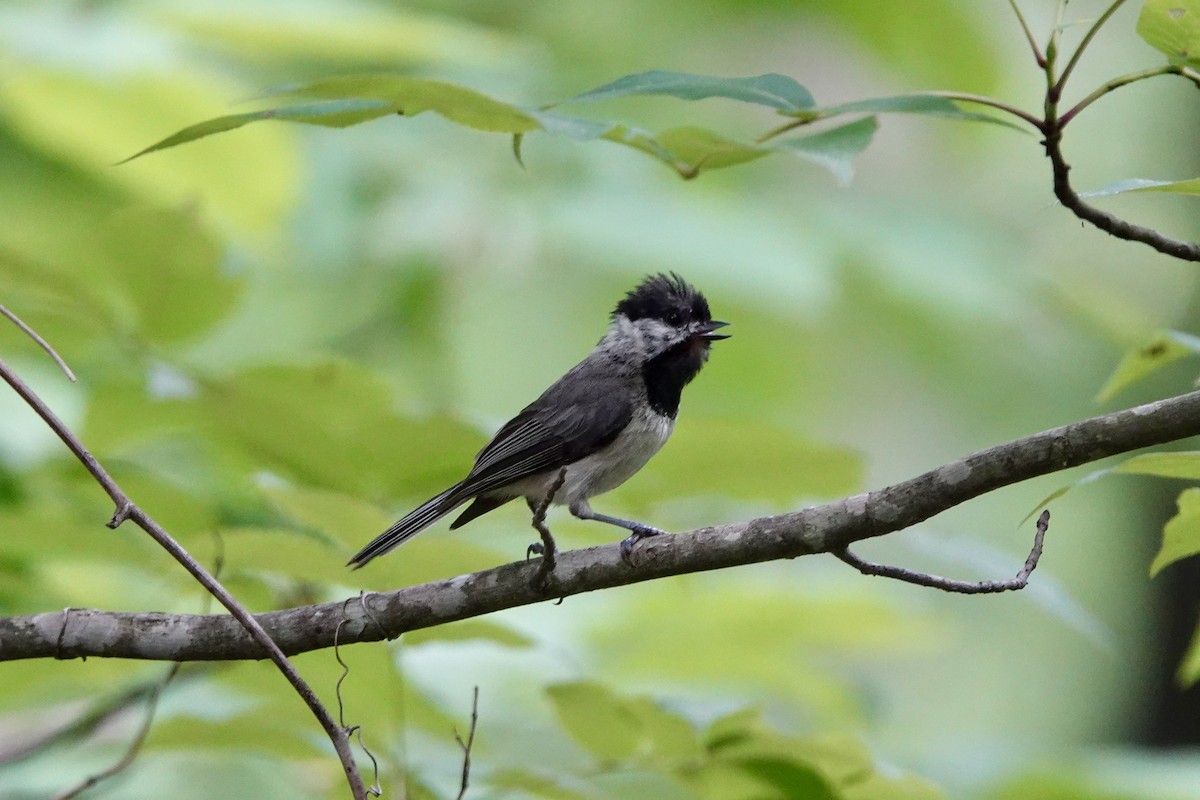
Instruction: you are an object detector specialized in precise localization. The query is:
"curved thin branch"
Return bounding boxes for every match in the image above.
[835,509,1049,594]
[0,304,75,381]
[1007,0,1046,68]
[1053,0,1129,96]
[4,388,1200,663]
[0,358,368,799]
[926,91,1046,130]
[1060,65,1198,126]
[1041,124,1200,261]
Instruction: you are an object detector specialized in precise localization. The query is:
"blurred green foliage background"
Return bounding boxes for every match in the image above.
[1,0,1199,798]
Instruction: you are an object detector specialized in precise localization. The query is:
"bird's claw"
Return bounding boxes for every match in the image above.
[619,526,666,565]
[526,542,544,560]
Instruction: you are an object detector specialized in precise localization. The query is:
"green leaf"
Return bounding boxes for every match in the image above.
[201,361,482,498]
[256,484,506,589]
[1080,177,1200,198]
[261,485,392,540]
[1,69,298,238]
[776,117,879,185]
[126,74,541,161]
[545,681,643,761]
[487,769,591,800]
[843,774,945,800]
[1022,452,1200,527]
[811,93,1026,130]
[1113,451,1200,480]
[564,70,816,113]
[121,98,394,162]
[98,207,240,343]
[1137,0,1200,68]
[1177,619,1200,687]
[1150,487,1200,576]
[625,697,702,761]
[271,73,540,132]
[704,707,763,752]
[1096,330,1200,401]
[601,125,770,179]
[734,757,839,800]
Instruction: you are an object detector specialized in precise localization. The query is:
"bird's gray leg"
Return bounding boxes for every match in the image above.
[569,500,667,564]
[525,498,544,559]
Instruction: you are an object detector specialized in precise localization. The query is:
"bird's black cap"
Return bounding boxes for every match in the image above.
[613,273,713,325]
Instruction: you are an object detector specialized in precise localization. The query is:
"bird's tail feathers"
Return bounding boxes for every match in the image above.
[348,485,464,569]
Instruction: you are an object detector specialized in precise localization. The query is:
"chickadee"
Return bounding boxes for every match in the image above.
[348,273,729,568]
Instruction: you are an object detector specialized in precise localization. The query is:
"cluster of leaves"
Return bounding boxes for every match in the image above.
[511,682,943,800]
[128,0,1200,198]
[125,70,1010,185]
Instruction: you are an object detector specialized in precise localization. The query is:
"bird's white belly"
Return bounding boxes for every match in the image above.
[505,409,674,506]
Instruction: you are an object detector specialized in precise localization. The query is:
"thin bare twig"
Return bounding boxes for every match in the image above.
[924,91,1046,130]
[834,510,1050,594]
[0,357,369,799]
[1041,123,1200,261]
[1061,65,1198,125]
[1026,1,1200,260]
[529,468,567,589]
[1007,0,1046,67]
[0,303,75,382]
[455,687,480,800]
[1054,0,1129,96]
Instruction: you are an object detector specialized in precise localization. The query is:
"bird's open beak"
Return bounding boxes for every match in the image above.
[696,320,731,341]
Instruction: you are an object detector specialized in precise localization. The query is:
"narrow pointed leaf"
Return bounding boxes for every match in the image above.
[564,70,815,113]
[1137,0,1200,68]
[1021,467,1112,524]
[1177,621,1200,687]
[1081,177,1200,198]
[812,94,1026,131]
[122,98,394,162]
[1113,451,1200,480]
[546,681,643,761]
[776,116,878,185]
[1151,487,1200,576]
[125,74,542,162]
[266,73,540,132]
[1096,329,1200,401]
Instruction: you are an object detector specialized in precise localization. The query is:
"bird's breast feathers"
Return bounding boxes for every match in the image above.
[503,406,674,506]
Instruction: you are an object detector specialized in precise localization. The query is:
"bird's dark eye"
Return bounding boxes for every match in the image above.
[665,310,683,326]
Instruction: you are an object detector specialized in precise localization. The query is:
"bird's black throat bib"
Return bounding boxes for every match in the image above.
[641,338,709,417]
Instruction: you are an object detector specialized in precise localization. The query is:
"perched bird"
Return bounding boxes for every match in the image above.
[348,273,729,568]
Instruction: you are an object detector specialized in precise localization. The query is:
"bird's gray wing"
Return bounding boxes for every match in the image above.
[454,369,633,500]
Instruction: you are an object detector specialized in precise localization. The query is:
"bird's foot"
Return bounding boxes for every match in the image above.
[619,526,667,566]
[526,541,544,560]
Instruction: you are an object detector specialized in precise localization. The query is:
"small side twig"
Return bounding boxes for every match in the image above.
[0,303,76,382]
[1053,0,1128,96]
[529,468,567,589]
[454,686,480,800]
[1040,124,1200,261]
[1007,0,1046,68]
[834,509,1050,594]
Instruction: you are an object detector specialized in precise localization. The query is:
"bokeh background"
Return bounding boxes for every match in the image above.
[1,0,1198,798]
